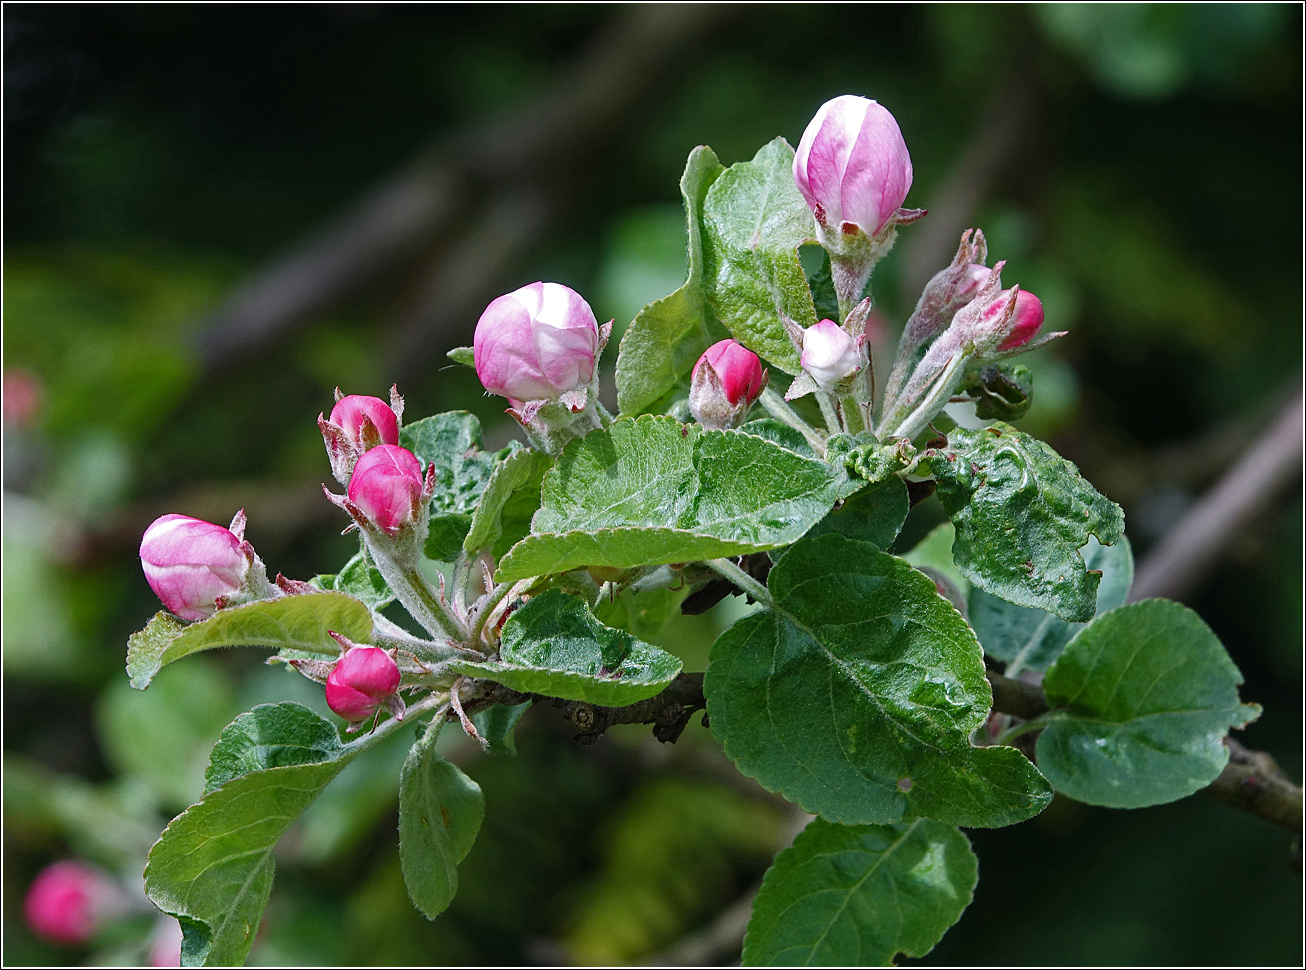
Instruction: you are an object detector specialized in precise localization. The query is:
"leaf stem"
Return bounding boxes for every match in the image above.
[705,558,772,606]
[815,391,842,435]
[759,387,826,457]
[467,579,520,648]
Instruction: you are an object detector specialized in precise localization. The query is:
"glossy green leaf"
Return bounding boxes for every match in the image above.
[1037,599,1261,808]
[145,703,377,967]
[452,589,682,706]
[706,534,1052,827]
[805,477,909,550]
[738,417,817,457]
[594,584,688,642]
[497,415,857,581]
[805,247,839,322]
[398,724,485,919]
[463,447,551,558]
[744,818,977,967]
[446,345,475,368]
[615,145,729,416]
[700,137,818,374]
[400,411,516,518]
[126,592,373,690]
[970,535,1133,674]
[469,701,531,756]
[313,550,394,611]
[926,423,1125,622]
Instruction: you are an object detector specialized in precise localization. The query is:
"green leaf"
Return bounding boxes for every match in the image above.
[805,477,909,550]
[901,523,971,599]
[126,592,373,690]
[700,137,818,374]
[145,703,374,967]
[452,589,682,706]
[926,423,1125,622]
[446,345,475,368]
[469,702,531,756]
[958,362,1035,421]
[398,724,485,919]
[497,415,857,581]
[706,534,1052,827]
[738,417,816,457]
[425,513,473,562]
[805,247,839,323]
[1037,599,1261,808]
[594,584,689,642]
[400,411,515,518]
[743,818,977,967]
[313,550,394,611]
[970,535,1133,673]
[463,447,551,558]
[615,145,729,416]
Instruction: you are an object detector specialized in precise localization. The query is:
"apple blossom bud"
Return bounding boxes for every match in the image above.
[23,861,119,947]
[689,339,767,429]
[330,394,399,448]
[801,319,866,394]
[794,95,913,241]
[474,282,600,404]
[326,645,401,722]
[994,290,1045,351]
[958,264,992,301]
[346,445,426,534]
[140,514,250,621]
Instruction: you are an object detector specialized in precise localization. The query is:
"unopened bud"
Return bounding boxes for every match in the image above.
[23,861,121,947]
[993,290,1045,351]
[800,319,866,394]
[140,514,251,621]
[474,282,602,404]
[319,389,403,485]
[346,445,426,535]
[689,339,767,429]
[326,645,401,722]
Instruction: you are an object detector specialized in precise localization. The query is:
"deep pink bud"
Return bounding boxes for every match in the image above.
[325,646,401,722]
[329,395,399,448]
[140,514,249,621]
[696,340,765,406]
[23,861,116,947]
[347,444,425,534]
[474,282,600,403]
[992,290,1045,351]
[801,319,865,393]
[794,95,913,239]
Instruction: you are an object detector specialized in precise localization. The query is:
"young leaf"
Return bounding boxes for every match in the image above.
[463,447,551,558]
[804,476,909,550]
[126,592,373,690]
[425,513,474,563]
[743,818,977,967]
[706,534,1052,828]
[969,535,1133,673]
[925,423,1125,622]
[313,550,394,611]
[496,415,858,581]
[615,145,729,416]
[400,411,518,518]
[1037,599,1261,808]
[452,589,681,706]
[398,723,485,919]
[700,137,818,374]
[144,703,376,967]
[469,701,531,756]
[446,345,475,368]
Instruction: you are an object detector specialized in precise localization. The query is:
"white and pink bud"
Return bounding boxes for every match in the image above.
[319,387,403,485]
[794,95,914,245]
[800,319,867,394]
[140,513,253,621]
[474,282,606,406]
[346,444,426,535]
[23,861,124,947]
[689,339,767,430]
[325,644,402,723]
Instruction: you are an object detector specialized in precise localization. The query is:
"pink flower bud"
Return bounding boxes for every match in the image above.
[329,394,399,448]
[689,339,767,430]
[325,646,401,722]
[801,319,866,393]
[474,282,600,404]
[957,264,992,302]
[23,861,118,947]
[794,95,913,239]
[990,290,1045,351]
[4,368,43,428]
[140,514,250,621]
[347,444,425,534]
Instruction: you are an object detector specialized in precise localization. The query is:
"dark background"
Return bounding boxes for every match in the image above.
[4,4,1302,966]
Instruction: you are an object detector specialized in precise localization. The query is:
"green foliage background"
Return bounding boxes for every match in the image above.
[4,4,1301,965]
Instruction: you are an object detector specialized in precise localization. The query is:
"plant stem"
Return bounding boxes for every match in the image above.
[759,387,826,456]
[468,579,518,648]
[706,558,772,606]
[367,543,470,643]
[885,350,968,443]
[992,712,1053,747]
[815,391,842,435]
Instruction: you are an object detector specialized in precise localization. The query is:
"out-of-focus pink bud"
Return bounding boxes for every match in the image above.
[3,368,43,428]
[794,95,913,240]
[346,445,425,534]
[148,918,183,967]
[801,319,866,393]
[689,339,767,430]
[325,645,401,722]
[330,395,399,448]
[23,861,118,947]
[140,514,250,621]
[474,282,601,404]
[990,290,1045,351]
